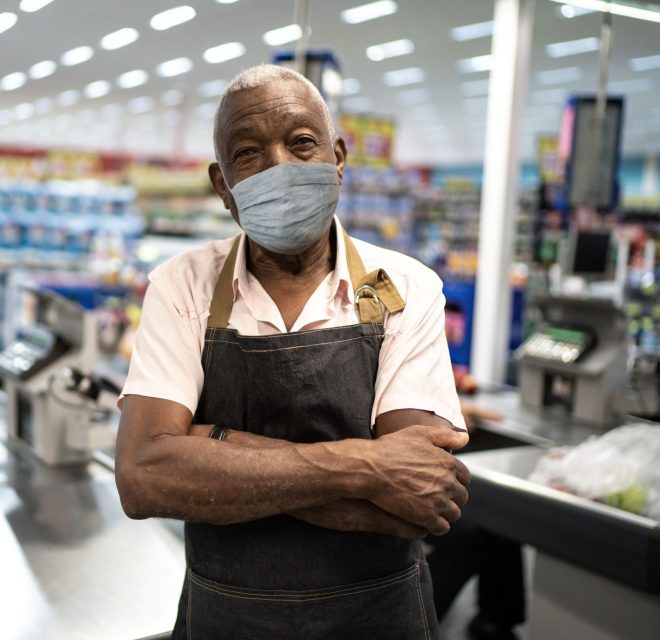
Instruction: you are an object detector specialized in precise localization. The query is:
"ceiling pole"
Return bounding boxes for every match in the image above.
[293,0,310,75]
[470,0,535,385]
[588,11,613,207]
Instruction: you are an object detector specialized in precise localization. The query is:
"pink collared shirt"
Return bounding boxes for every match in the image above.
[121,218,466,430]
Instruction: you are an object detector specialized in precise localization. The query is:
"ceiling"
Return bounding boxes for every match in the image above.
[1,0,659,166]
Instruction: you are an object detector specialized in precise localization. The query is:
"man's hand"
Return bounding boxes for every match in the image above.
[360,425,470,536]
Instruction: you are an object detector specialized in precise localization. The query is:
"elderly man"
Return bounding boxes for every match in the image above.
[115,64,469,640]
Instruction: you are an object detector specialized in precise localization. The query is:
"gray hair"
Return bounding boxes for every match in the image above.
[213,64,335,160]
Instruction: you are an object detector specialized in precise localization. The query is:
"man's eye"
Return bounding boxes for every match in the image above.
[235,148,257,159]
[294,136,316,146]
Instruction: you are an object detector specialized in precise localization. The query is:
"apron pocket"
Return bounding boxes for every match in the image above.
[186,562,436,640]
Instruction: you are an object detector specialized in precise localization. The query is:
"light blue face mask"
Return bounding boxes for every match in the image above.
[229,162,340,255]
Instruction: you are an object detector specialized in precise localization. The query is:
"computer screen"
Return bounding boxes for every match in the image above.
[569,230,612,275]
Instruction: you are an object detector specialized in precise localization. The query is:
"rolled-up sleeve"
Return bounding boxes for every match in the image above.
[372,272,465,430]
[119,279,204,415]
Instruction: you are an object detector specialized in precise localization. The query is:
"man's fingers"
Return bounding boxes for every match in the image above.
[455,459,471,487]
[442,501,462,525]
[424,426,469,451]
[452,482,469,508]
[427,515,451,536]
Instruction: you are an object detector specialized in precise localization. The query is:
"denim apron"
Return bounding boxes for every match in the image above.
[172,231,440,639]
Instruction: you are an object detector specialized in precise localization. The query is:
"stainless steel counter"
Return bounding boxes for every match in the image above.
[457,388,660,595]
[0,438,186,640]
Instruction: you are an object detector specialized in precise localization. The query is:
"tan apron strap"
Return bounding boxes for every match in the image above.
[343,229,406,324]
[208,231,406,328]
[208,235,241,329]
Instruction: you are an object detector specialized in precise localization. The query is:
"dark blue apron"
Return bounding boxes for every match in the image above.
[172,230,440,639]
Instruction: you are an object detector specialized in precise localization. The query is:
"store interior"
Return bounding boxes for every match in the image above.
[1,0,660,639]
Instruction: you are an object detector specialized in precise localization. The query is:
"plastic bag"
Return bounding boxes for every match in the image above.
[528,423,660,519]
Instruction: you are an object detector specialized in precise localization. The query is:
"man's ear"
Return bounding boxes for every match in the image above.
[333,136,348,185]
[208,162,229,208]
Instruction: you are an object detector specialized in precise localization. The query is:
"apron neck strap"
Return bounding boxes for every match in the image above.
[208,235,241,329]
[207,230,407,329]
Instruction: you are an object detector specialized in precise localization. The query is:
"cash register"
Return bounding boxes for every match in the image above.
[0,288,116,465]
[517,230,629,426]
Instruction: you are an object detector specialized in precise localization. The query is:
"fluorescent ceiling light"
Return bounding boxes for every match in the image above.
[323,68,343,96]
[204,41,246,63]
[15,103,35,120]
[341,1,397,24]
[608,78,653,93]
[216,0,240,3]
[117,69,149,89]
[101,27,139,50]
[450,20,493,42]
[546,36,600,58]
[57,89,80,107]
[456,54,492,74]
[19,0,54,12]
[396,88,431,105]
[34,97,54,113]
[549,0,660,24]
[555,4,597,18]
[630,54,660,71]
[383,66,425,86]
[262,24,302,46]
[460,79,490,97]
[0,12,18,34]
[61,46,94,66]
[156,57,193,78]
[162,89,185,106]
[150,5,196,31]
[342,78,361,95]
[366,38,414,61]
[1,72,27,91]
[536,66,582,85]
[127,96,155,114]
[84,80,111,99]
[28,60,57,79]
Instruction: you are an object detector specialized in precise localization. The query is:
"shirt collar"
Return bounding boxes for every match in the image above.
[231,216,353,306]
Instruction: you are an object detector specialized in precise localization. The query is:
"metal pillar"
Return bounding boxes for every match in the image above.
[470,0,535,384]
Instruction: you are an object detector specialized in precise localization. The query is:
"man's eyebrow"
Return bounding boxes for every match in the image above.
[223,112,326,147]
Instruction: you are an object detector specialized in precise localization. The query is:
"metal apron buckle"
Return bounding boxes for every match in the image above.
[354,284,380,306]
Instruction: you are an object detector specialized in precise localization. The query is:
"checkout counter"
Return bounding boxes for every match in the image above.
[0,290,659,639]
[0,288,185,639]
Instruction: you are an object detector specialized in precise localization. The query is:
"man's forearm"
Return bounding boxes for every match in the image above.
[116,396,470,535]
[117,430,373,525]
[288,500,428,540]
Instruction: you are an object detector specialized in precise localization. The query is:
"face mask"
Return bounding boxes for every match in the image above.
[229,162,340,255]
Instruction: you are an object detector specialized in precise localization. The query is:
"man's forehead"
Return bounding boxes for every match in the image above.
[220,80,324,130]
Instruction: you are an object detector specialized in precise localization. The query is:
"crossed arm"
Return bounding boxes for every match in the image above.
[115,395,470,540]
